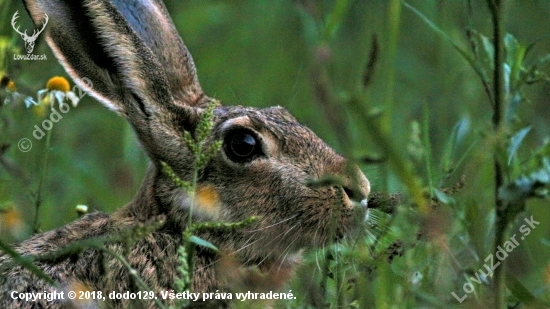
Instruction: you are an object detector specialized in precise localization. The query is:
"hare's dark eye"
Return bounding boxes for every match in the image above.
[224,129,261,162]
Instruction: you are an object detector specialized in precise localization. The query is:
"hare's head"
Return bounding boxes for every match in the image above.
[24,0,370,259]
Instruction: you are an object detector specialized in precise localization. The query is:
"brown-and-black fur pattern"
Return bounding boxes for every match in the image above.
[0,0,370,308]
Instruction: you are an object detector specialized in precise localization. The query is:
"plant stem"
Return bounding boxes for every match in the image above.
[33,128,52,234]
[188,165,198,228]
[334,249,343,308]
[422,101,434,197]
[320,251,329,304]
[379,0,402,192]
[489,0,506,308]
[381,0,401,136]
[183,154,200,289]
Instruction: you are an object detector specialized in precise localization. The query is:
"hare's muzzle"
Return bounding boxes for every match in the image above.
[340,169,370,221]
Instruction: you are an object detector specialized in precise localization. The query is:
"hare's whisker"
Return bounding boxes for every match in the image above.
[275,235,300,272]
[247,222,297,266]
[245,214,298,232]
[196,233,267,272]
[313,227,325,272]
[233,234,264,254]
[254,224,298,268]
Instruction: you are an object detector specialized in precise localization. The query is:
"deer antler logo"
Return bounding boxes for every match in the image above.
[12,11,49,54]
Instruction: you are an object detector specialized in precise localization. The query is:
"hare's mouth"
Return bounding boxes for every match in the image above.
[333,231,347,242]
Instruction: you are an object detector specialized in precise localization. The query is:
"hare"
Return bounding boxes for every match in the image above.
[1,0,370,308]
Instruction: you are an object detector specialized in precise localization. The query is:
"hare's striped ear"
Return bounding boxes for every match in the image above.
[22,0,205,119]
[112,0,203,103]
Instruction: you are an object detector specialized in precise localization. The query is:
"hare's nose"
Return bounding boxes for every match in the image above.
[343,186,364,203]
[341,170,370,222]
[342,171,370,206]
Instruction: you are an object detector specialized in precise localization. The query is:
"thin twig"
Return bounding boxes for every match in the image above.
[33,128,52,234]
[488,0,507,308]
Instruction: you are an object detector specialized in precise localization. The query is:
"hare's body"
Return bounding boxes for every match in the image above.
[1,0,370,308]
[0,212,185,309]
[0,211,221,309]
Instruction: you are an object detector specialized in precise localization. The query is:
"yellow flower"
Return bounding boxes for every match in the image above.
[6,81,16,92]
[0,206,28,239]
[1,207,22,230]
[37,76,80,110]
[46,76,70,92]
[1,75,35,106]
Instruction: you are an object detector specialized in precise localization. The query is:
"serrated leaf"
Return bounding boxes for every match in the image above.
[189,235,218,252]
[508,126,531,166]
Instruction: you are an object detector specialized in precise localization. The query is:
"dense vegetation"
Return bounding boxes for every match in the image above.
[1,0,549,308]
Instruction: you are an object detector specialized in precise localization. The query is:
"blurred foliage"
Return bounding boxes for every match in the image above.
[1,0,550,308]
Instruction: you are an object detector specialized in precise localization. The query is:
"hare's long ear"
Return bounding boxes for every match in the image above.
[23,0,205,120]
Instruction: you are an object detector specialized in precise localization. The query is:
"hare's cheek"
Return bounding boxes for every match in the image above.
[194,184,223,219]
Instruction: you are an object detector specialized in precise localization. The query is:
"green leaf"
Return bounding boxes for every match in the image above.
[499,176,534,204]
[504,33,528,92]
[189,235,218,252]
[478,31,495,69]
[440,117,470,175]
[406,120,423,163]
[323,0,352,41]
[403,2,472,65]
[506,274,550,309]
[507,126,531,166]
[296,7,320,48]
[524,54,550,85]
[499,174,549,204]
[433,188,455,205]
[403,2,490,98]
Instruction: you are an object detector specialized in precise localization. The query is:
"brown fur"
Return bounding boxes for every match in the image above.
[1,0,370,308]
